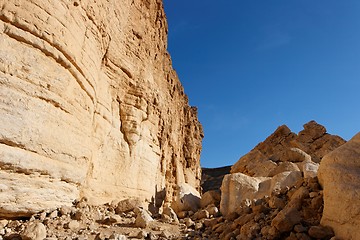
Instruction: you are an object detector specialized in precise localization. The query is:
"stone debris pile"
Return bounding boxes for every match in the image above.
[176,177,334,240]
[0,198,182,240]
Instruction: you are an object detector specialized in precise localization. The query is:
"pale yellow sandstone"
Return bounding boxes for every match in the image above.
[0,0,202,217]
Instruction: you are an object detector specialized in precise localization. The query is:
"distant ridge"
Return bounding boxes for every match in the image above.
[201,166,231,193]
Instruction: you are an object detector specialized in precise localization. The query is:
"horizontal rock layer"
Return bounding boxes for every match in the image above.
[0,0,203,217]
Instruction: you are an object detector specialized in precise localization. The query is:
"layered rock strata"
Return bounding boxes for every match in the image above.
[0,0,203,217]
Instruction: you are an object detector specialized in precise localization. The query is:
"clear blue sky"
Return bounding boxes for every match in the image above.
[163,0,360,168]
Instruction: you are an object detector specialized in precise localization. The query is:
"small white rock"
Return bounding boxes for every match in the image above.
[67,220,80,231]
[21,222,47,240]
[49,210,58,219]
[134,207,153,228]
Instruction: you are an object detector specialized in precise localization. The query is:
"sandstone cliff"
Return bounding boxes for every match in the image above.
[0,0,203,217]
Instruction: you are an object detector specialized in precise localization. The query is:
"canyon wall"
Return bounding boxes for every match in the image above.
[0,0,203,217]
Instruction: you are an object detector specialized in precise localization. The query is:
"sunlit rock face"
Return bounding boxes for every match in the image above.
[220,121,346,217]
[318,132,360,240]
[0,0,203,217]
[230,121,346,177]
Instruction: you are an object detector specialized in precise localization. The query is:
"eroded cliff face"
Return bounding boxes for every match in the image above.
[0,0,203,217]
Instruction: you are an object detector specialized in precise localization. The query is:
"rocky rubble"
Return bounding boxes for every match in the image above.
[0,174,338,240]
[230,121,345,177]
[221,121,345,216]
[182,121,346,240]
[180,176,334,240]
[0,198,183,240]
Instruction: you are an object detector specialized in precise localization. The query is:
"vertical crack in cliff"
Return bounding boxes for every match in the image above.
[101,36,111,67]
[117,98,132,154]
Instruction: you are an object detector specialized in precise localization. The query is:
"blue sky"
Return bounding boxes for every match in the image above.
[163,0,360,168]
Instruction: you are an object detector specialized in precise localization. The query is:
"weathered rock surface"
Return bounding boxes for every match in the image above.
[134,207,153,228]
[0,199,183,239]
[21,222,46,240]
[220,173,269,216]
[231,121,345,176]
[221,121,345,217]
[198,121,352,240]
[220,171,304,216]
[172,183,201,213]
[188,176,332,240]
[318,132,360,240]
[200,190,221,209]
[0,0,203,217]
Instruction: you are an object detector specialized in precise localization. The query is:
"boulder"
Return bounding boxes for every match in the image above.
[68,220,80,231]
[269,171,302,193]
[231,150,277,177]
[134,207,153,228]
[162,205,178,223]
[193,209,210,220]
[21,222,47,240]
[299,160,319,179]
[268,196,286,209]
[297,120,326,143]
[200,190,221,208]
[220,171,302,216]
[268,162,300,177]
[271,207,301,233]
[229,121,345,178]
[220,173,270,216]
[308,225,334,239]
[288,186,309,210]
[172,183,201,213]
[274,148,312,163]
[206,205,219,216]
[115,198,142,214]
[318,132,360,239]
